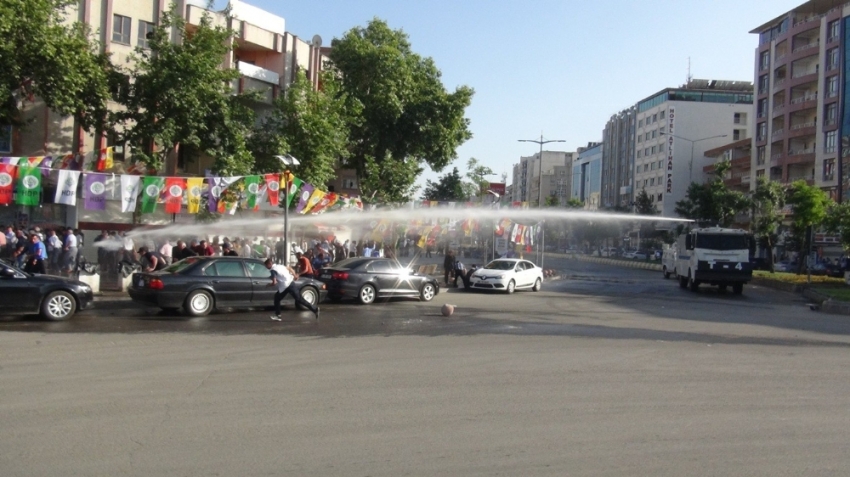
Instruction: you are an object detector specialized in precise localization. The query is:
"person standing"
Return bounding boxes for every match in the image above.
[264,258,319,321]
[222,243,238,256]
[25,234,47,274]
[46,229,62,273]
[173,240,198,261]
[443,250,456,287]
[62,228,78,275]
[159,239,173,265]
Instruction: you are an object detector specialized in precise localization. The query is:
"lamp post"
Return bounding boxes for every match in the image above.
[660,132,727,183]
[275,154,301,266]
[487,190,501,260]
[518,135,566,207]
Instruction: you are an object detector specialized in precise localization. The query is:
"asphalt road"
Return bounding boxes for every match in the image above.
[3,257,850,476]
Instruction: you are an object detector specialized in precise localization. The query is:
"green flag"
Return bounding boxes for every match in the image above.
[286,176,303,207]
[15,166,42,206]
[244,175,261,208]
[141,176,164,214]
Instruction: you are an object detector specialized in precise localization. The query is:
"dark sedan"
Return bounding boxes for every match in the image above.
[0,259,94,321]
[128,257,327,316]
[318,257,440,305]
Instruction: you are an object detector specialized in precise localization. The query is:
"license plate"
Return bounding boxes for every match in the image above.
[137,278,144,287]
[321,274,331,279]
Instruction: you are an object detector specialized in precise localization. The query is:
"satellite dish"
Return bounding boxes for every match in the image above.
[312,34,322,47]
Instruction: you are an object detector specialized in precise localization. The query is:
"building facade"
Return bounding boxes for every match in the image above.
[572,142,603,209]
[510,151,573,205]
[601,107,636,209]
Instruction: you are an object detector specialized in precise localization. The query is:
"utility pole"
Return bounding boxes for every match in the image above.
[518,135,566,207]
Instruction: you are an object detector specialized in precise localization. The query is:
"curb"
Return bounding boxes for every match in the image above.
[572,255,663,272]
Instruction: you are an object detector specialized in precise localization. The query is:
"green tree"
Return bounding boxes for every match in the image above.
[113,4,255,175]
[329,19,474,202]
[421,167,467,201]
[825,201,850,257]
[0,0,112,130]
[750,177,786,272]
[674,160,749,227]
[463,157,495,199]
[250,71,351,188]
[566,198,584,209]
[634,189,656,216]
[544,196,560,207]
[786,179,830,274]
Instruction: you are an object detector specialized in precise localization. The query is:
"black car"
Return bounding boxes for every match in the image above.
[0,259,94,321]
[128,256,327,316]
[318,257,440,305]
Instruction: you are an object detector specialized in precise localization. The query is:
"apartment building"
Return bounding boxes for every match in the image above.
[601,107,636,209]
[703,139,754,194]
[510,151,573,206]
[571,142,603,210]
[632,80,753,218]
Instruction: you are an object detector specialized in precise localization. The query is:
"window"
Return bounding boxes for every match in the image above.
[651,130,656,139]
[757,122,767,141]
[824,158,836,181]
[637,150,642,158]
[651,146,656,154]
[825,130,837,153]
[138,20,155,49]
[756,169,765,178]
[650,161,656,170]
[112,14,131,44]
[206,261,246,277]
[760,51,770,70]
[829,20,840,41]
[757,98,768,117]
[367,261,393,273]
[644,148,649,156]
[107,131,125,162]
[245,261,270,278]
[342,178,358,189]
[828,48,839,70]
[659,111,665,120]
[637,136,642,143]
[645,132,650,140]
[825,102,837,126]
[0,125,11,153]
[659,143,665,152]
[638,119,644,128]
[657,193,662,201]
[650,178,655,186]
[758,74,769,94]
[733,129,744,140]
[652,113,657,123]
[757,146,766,165]
[827,75,839,97]
[734,112,746,124]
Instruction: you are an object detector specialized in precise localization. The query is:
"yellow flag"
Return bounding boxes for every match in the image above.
[301,188,326,214]
[105,147,114,170]
[186,177,203,213]
[417,226,433,248]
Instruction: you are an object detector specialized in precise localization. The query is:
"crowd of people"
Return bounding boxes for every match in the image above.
[1,225,86,275]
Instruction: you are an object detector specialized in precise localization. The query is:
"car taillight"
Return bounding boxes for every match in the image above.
[332,271,349,280]
[149,278,164,290]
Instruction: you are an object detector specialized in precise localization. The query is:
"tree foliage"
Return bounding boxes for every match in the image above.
[112,4,254,175]
[421,167,467,201]
[786,180,830,272]
[329,18,474,202]
[674,160,749,227]
[634,189,657,216]
[250,71,351,188]
[463,157,495,199]
[750,177,785,272]
[0,0,112,130]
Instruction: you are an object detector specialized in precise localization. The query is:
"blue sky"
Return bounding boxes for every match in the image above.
[236,0,803,190]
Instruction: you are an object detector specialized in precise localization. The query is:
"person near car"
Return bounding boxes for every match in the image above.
[197,240,214,256]
[295,251,313,276]
[444,250,457,286]
[222,243,238,256]
[264,258,319,321]
[137,246,167,272]
[173,240,198,261]
[453,259,466,287]
[25,234,47,274]
[61,228,78,275]
[46,229,62,273]
[159,240,173,265]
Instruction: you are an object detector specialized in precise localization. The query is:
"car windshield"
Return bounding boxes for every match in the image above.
[695,234,749,251]
[164,257,201,274]
[484,260,516,271]
[330,258,372,270]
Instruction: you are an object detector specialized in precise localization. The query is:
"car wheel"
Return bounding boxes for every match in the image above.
[532,278,542,292]
[185,290,214,316]
[506,280,516,294]
[663,266,670,279]
[358,284,376,305]
[297,286,319,310]
[41,291,76,321]
[420,282,436,302]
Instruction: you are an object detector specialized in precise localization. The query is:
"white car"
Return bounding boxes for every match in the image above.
[468,258,544,294]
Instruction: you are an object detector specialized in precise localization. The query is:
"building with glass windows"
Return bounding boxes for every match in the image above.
[750,0,847,197]
[601,107,636,209]
[572,143,603,210]
[510,151,574,206]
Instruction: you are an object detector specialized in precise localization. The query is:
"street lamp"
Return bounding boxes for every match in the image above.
[518,135,566,207]
[275,154,301,266]
[659,132,727,183]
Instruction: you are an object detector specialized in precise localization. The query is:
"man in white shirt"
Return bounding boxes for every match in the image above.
[264,258,319,320]
[159,240,173,265]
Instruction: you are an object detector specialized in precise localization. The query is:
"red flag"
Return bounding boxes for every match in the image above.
[265,173,280,206]
[0,164,16,205]
[164,177,185,214]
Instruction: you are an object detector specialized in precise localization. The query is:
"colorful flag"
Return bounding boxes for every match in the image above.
[244,175,261,208]
[285,176,303,207]
[39,156,54,174]
[15,166,41,206]
[54,170,80,206]
[207,176,241,212]
[310,192,338,215]
[1,157,21,166]
[121,175,141,212]
[141,176,164,214]
[295,183,314,214]
[264,173,280,206]
[164,177,185,214]
[302,188,326,214]
[186,177,203,214]
[0,164,16,205]
[57,154,76,170]
[84,173,107,210]
[96,147,114,171]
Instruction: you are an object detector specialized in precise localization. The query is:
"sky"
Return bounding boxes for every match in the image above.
[230,0,804,191]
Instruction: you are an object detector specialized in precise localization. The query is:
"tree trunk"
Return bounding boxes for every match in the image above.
[766,237,775,273]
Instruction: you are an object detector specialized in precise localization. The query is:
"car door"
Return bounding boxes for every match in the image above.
[367,260,402,296]
[202,260,253,306]
[518,261,534,287]
[245,260,276,305]
[0,265,40,313]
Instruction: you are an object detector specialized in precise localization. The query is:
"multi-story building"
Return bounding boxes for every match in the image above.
[510,151,573,206]
[703,139,754,194]
[571,142,603,209]
[633,79,753,217]
[3,0,335,228]
[750,1,846,196]
[601,107,636,209]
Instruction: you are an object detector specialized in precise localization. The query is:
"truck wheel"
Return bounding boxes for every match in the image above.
[663,266,670,279]
[678,275,687,289]
[732,283,744,295]
[688,272,699,292]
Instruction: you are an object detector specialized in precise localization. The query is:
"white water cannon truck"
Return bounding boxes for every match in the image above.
[670,227,753,295]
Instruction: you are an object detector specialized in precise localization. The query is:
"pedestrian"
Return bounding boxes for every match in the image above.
[46,229,62,273]
[62,228,78,275]
[295,251,313,276]
[264,258,319,321]
[25,234,47,274]
[137,246,167,272]
[173,240,198,261]
[198,240,214,256]
[159,239,173,265]
[443,250,456,286]
[453,259,465,287]
[222,243,238,256]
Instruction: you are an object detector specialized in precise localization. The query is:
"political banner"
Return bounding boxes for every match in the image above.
[141,176,164,214]
[54,170,80,206]
[15,166,41,206]
[301,188,326,215]
[295,183,314,214]
[244,175,261,209]
[164,177,185,214]
[207,176,241,213]
[96,147,113,172]
[285,176,303,207]
[186,178,203,214]
[264,173,280,206]
[0,164,16,205]
[120,175,141,213]
[84,173,107,210]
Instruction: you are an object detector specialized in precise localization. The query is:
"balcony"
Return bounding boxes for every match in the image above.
[788,148,815,155]
[774,79,786,89]
[772,128,785,137]
[792,42,819,54]
[742,175,751,184]
[790,121,815,130]
[238,62,280,85]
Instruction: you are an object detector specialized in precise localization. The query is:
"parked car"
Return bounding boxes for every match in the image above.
[468,258,544,294]
[0,258,94,321]
[633,251,649,260]
[318,257,440,305]
[774,261,795,273]
[128,256,327,316]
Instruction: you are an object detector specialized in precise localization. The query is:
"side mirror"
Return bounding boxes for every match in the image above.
[1,267,16,278]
